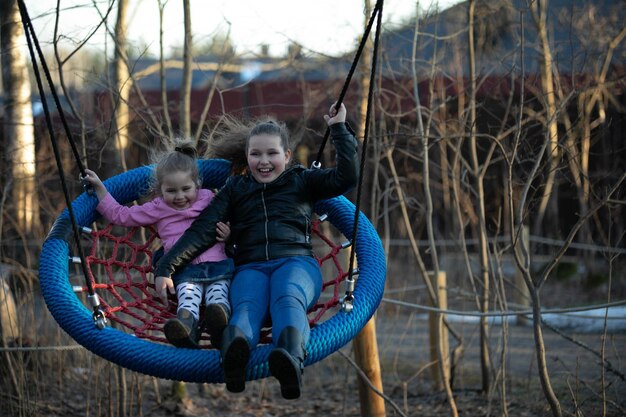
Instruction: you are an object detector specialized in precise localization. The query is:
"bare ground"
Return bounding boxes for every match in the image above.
[2,265,625,416]
[4,308,625,417]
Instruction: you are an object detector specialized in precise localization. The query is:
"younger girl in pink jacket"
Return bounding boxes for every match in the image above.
[83,139,232,349]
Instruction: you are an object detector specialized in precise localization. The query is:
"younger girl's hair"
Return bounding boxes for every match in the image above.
[206,115,290,174]
[150,138,200,193]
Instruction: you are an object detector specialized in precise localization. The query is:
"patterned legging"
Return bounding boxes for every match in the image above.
[176,280,231,320]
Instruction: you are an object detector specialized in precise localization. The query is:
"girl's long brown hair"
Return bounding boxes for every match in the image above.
[205,114,290,175]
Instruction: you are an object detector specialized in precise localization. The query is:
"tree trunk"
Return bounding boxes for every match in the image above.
[356,0,372,141]
[436,79,451,237]
[179,0,192,137]
[0,0,41,240]
[158,0,173,138]
[113,0,130,170]
[530,292,562,417]
[467,0,491,393]
[531,0,559,236]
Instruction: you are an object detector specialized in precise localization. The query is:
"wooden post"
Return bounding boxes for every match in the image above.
[513,225,530,325]
[343,240,385,415]
[428,271,449,390]
[353,317,386,417]
[352,1,384,412]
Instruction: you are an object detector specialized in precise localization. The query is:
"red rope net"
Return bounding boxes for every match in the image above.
[75,218,349,348]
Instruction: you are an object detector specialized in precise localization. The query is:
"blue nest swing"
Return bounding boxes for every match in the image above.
[39,159,386,383]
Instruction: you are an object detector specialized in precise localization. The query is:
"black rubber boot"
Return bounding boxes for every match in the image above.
[163,308,199,349]
[268,326,306,400]
[220,325,250,393]
[203,303,230,349]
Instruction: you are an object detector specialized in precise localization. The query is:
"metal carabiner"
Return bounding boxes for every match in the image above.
[340,293,354,313]
[88,293,108,329]
[340,268,359,313]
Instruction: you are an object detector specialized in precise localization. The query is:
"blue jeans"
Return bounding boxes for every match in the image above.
[230,256,322,347]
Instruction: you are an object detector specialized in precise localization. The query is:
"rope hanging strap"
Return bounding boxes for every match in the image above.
[312,0,384,166]
[17,0,105,327]
[343,0,384,309]
[310,0,384,311]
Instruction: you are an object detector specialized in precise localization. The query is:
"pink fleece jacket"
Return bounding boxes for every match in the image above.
[97,188,227,264]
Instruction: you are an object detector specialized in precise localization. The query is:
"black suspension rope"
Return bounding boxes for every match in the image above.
[342,0,384,310]
[312,0,384,167]
[17,0,106,327]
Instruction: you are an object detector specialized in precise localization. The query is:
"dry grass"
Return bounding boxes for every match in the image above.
[2,295,625,416]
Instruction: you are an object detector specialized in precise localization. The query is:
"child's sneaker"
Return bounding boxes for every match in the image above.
[164,308,199,348]
[203,303,230,348]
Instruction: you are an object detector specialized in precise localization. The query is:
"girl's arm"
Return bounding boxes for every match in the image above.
[96,194,161,227]
[307,104,359,199]
[82,169,161,227]
[82,169,109,201]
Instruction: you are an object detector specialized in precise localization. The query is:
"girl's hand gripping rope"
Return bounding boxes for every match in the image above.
[323,101,347,126]
[81,169,109,201]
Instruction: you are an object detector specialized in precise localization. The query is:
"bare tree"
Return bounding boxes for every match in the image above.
[373,2,625,417]
[158,0,173,138]
[1,1,623,416]
[113,0,131,170]
[179,0,192,137]
[561,24,626,248]
[467,0,493,394]
[529,0,559,237]
[0,0,40,241]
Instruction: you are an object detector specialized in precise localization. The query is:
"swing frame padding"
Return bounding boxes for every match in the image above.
[39,159,386,383]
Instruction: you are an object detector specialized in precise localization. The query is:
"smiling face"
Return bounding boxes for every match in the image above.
[159,170,199,210]
[246,133,292,183]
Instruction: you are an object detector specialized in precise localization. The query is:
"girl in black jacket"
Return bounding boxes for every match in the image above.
[154,102,358,399]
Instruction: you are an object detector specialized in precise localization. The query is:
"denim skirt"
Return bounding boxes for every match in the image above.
[172,258,234,286]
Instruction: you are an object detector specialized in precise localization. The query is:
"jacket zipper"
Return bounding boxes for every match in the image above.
[261,184,269,259]
[304,215,310,243]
